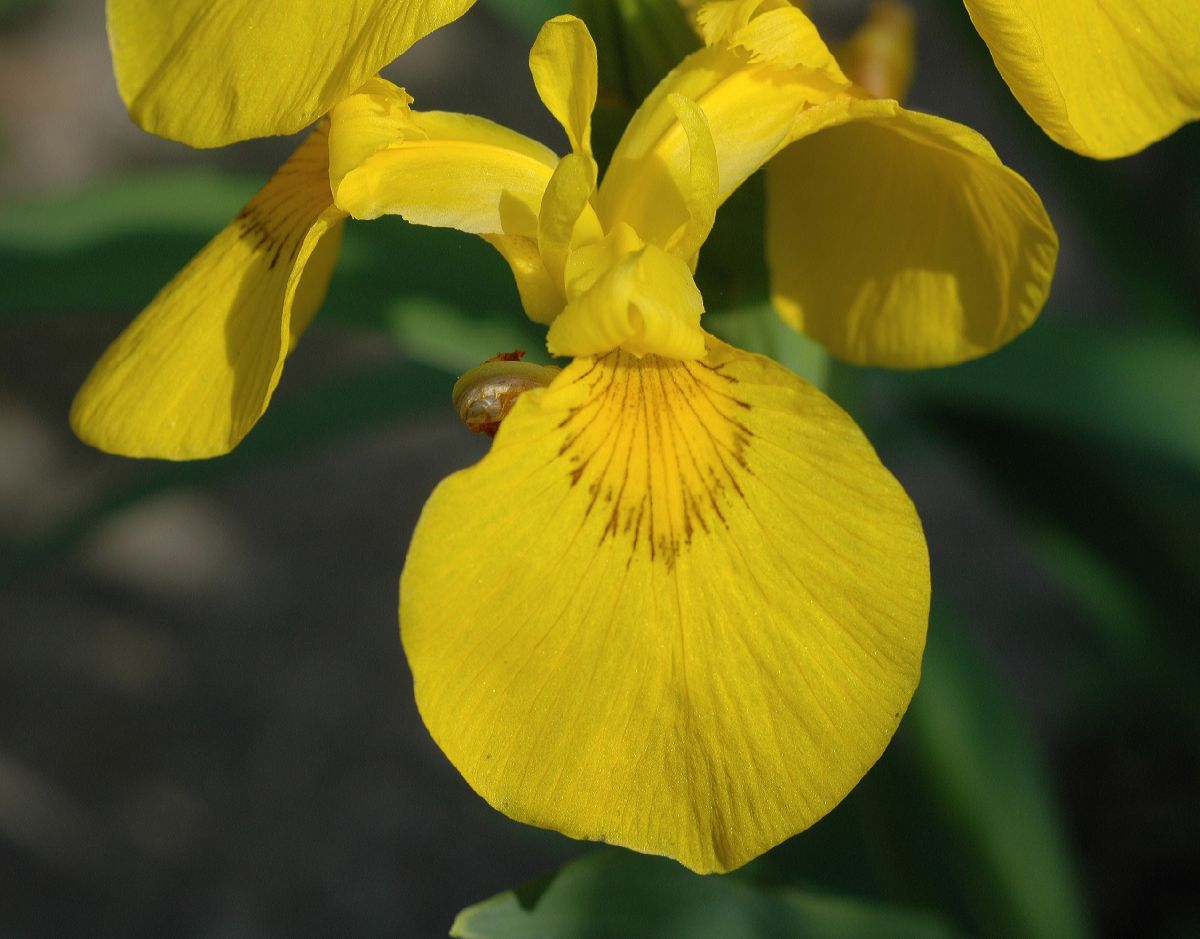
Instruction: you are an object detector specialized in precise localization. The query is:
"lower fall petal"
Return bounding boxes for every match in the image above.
[400,337,929,873]
[70,126,345,459]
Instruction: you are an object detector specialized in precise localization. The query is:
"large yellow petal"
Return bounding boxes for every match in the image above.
[767,98,1057,368]
[401,337,929,873]
[963,0,1200,158]
[70,128,345,459]
[107,0,475,148]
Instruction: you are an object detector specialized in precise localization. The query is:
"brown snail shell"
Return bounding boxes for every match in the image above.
[452,360,562,437]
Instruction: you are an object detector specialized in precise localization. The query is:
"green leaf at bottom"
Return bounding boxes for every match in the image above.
[452,850,960,939]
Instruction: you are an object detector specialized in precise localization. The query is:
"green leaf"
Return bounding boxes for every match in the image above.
[907,607,1092,939]
[892,320,1200,474]
[0,171,256,315]
[481,0,570,35]
[328,217,544,365]
[1023,522,1200,727]
[451,850,961,939]
[575,0,700,109]
[383,298,547,374]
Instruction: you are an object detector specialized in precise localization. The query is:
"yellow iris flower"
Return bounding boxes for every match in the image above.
[962,0,1200,158]
[71,0,474,458]
[323,4,1051,872]
[74,0,1059,873]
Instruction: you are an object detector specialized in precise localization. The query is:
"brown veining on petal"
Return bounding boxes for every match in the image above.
[234,124,334,271]
[557,349,754,569]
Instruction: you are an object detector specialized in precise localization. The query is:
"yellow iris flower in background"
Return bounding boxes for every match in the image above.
[71,0,475,458]
[312,2,1053,871]
[962,0,1200,158]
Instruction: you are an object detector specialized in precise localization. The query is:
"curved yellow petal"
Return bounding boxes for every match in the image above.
[963,0,1200,158]
[537,152,599,292]
[663,94,719,266]
[529,14,598,159]
[767,98,1057,368]
[401,337,929,873]
[107,0,475,148]
[483,234,563,325]
[70,128,345,459]
[326,78,423,194]
[598,30,848,244]
[331,108,559,234]
[549,237,705,359]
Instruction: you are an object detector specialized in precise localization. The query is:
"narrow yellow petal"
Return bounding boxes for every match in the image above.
[482,235,564,325]
[537,153,600,293]
[663,94,719,266]
[71,128,345,459]
[529,14,598,158]
[401,337,929,873]
[107,0,475,147]
[549,237,705,360]
[600,0,853,242]
[768,98,1057,367]
[964,0,1200,157]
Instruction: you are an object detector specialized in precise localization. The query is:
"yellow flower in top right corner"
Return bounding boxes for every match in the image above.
[962,0,1200,157]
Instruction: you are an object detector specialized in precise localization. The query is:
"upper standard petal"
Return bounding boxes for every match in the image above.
[107,0,475,148]
[963,0,1200,157]
[71,127,345,458]
[529,14,598,160]
[597,16,849,248]
[401,336,929,873]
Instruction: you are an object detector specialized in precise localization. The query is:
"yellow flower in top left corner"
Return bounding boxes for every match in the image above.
[71,0,475,459]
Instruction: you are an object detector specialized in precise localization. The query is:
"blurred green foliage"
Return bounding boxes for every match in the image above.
[452,849,963,939]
